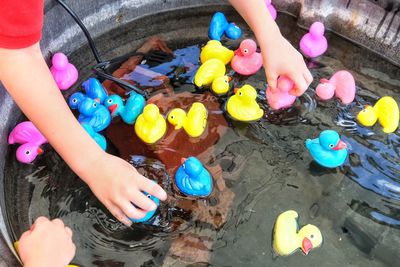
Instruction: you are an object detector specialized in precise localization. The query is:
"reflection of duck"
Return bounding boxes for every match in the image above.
[357,96,399,133]
[78,98,111,132]
[81,123,107,151]
[266,76,296,110]
[200,40,234,65]
[50,52,78,90]
[135,104,166,144]
[231,39,263,75]
[273,210,323,256]
[305,130,347,168]
[168,102,208,138]
[194,58,226,87]
[226,85,263,122]
[130,192,160,223]
[104,92,145,124]
[8,121,47,164]
[299,22,328,58]
[175,157,213,197]
[82,78,108,104]
[315,70,356,104]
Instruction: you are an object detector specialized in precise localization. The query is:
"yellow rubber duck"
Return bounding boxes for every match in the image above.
[273,210,323,256]
[167,102,208,138]
[200,40,234,65]
[14,241,78,267]
[226,84,263,121]
[211,75,231,95]
[135,104,166,144]
[194,58,226,87]
[357,96,399,133]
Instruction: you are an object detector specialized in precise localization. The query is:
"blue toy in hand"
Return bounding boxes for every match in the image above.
[78,98,111,132]
[82,77,108,104]
[130,192,160,223]
[81,123,107,150]
[104,92,145,124]
[175,157,213,197]
[305,130,348,168]
[209,12,242,41]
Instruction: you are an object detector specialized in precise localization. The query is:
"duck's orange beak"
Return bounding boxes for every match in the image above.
[234,88,239,94]
[227,76,232,82]
[301,237,313,255]
[181,158,187,164]
[37,148,44,155]
[94,98,101,103]
[234,49,242,56]
[332,139,347,150]
[108,104,118,116]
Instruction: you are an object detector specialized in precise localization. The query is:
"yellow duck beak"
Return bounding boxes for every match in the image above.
[301,237,313,255]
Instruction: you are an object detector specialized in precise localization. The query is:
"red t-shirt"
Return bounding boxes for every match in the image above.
[0,0,44,49]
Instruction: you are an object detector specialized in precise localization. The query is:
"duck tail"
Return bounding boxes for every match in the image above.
[305,139,312,149]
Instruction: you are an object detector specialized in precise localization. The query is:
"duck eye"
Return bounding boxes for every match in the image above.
[310,234,314,239]
[239,92,242,96]
[146,194,151,199]
[329,144,334,148]
[170,115,174,119]
[243,49,248,54]
[224,79,229,83]
[93,102,97,108]
[107,99,113,104]
[25,150,31,155]
[72,98,78,103]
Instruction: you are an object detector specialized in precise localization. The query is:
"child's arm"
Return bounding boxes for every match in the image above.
[0,43,167,226]
[18,217,75,267]
[229,0,313,95]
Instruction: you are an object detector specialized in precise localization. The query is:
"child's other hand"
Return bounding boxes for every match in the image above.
[19,217,76,267]
[84,153,167,226]
[263,34,313,96]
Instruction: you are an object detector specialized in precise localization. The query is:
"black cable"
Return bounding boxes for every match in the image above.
[55,0,102,63]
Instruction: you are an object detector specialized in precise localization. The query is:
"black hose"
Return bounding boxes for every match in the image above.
[55,0,102,63]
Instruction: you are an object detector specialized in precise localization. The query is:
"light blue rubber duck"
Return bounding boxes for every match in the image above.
[82,77,108,104]
[69,92,85,110]
[81,123,107,150]
[78,98,111,132]
[305,130,348,168]
[130,192,160,223]
[209,12,228,41]
[104,92,145,124]
[175,157,213,197]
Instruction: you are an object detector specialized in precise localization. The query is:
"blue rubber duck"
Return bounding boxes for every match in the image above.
[305,130,348,168]
[82,77,108,104]
[209,12,242,41]
[69,92,85,110]
[104,92,146,125]
[81,123,107,151]
[225,22,242,40]
[175,157,213,197]
[130,192,160,223]
[78,98,111,132]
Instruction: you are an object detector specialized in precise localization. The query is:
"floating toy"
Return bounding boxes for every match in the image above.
[273,210,323,256]
[299,22,328,58]
[194,58,226,87]
[50,52,78,90]
[212,75,231,95]
[226,84,263,122]
[168,102,208,138]
[305,130,347,168]
[82,123,107,151]
[175,157,213,197]
[104,92,145,124]
[231,39,263,75]
[135,104,167,144]
[14,241,78,267]
[357,96,399,133]
[8,121,47,164]
[315,70,356,104]
[208,12,242,41]
[200,40,234,65]
[77,98,111,132]
[69,92,86,110]
[82,78,108,104]
[265,0,277,20]
[130,192,160,223]
[266,76,296,110]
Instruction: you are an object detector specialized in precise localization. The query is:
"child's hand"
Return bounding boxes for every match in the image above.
[83,153,168,226]
[18,217,76,267]
[262,34,313,96]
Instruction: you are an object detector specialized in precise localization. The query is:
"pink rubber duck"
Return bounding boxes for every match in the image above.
[8,121,47,164]
[315,70,356,104]
[265,0,277,20]
[299,22,328,58]
[266,76,297,110]
[231,39,263,76]
[50,52,78,90]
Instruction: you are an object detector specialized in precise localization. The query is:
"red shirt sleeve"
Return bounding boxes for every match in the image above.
[0,0,44,49]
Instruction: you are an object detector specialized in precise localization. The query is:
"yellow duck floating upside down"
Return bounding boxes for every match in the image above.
[168,102,208,138]
[357,96,399,133]
[226,84,263,122]
[200,40,234,65]
[134,104,167,144]
[273,210,323,256]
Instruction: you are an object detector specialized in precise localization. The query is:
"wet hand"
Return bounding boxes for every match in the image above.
[85,153,168,226]
[19,217,76,267]
[262,34,313,96]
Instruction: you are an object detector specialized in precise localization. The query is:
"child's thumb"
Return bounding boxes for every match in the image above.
[267,73,278,91]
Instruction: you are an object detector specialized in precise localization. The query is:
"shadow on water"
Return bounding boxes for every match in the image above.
[3,6,400,267]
